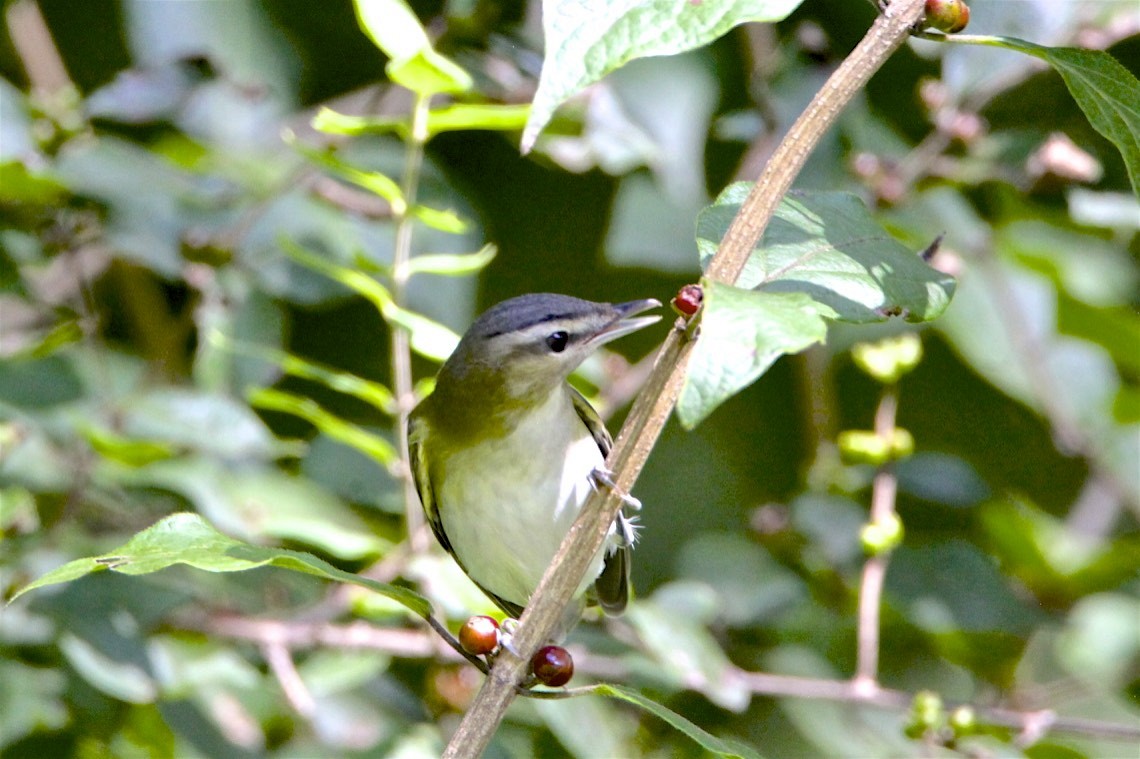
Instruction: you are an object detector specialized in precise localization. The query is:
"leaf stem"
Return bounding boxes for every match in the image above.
[854,385,899,690]
[394,93,433,552]
[442,1,930,755]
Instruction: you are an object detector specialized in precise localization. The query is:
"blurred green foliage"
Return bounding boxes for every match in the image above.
[1,0,1138,757]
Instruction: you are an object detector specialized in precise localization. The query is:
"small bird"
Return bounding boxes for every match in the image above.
[407,293,660,624]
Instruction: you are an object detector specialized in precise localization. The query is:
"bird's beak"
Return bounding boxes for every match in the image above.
[593,298,662,346]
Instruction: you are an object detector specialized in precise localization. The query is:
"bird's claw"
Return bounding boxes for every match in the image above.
[589,467,642,511]
[499,618,521,657]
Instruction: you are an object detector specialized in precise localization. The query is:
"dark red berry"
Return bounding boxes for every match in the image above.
[925,0,969,33]
[531,645,574,687]
[671,284,703,317]
[458,615,500,656]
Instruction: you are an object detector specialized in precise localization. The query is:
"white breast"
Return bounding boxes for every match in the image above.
[437,388,610,608]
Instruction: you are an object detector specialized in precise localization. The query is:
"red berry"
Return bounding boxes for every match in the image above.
[925,0,969,33]
[671,284,703,317]
[531,645,574,687]
[458,615,500,656]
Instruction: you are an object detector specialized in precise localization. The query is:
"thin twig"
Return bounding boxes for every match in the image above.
[443,2,930,755]
[263,641,317,718]
[6,0,72,97]
[854,386,899,689]
[733,669,1140,742]
[393,94,433,552]
[195,612,1140,742]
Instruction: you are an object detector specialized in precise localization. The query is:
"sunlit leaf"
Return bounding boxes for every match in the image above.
[405,244,496,277]
[282,239,460,361]
[13,513,432,617]
[286,132,404,209]
[315,104,530,138]
[698,187,957,322]
[249,387,399,465]
[522,0,803,152]
[411,204,468,234]
[353,0,472,95]
[677,282,833,428]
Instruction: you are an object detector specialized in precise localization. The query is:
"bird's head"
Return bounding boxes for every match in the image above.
[439,293,661,406]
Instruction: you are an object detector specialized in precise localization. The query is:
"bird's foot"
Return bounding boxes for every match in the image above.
[499,618,521,657]
[589,467,642,512]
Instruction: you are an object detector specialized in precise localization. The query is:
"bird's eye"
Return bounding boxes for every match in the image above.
[545,330,569,353]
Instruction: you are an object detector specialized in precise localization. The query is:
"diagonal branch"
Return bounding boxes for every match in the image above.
[443,1,930,755]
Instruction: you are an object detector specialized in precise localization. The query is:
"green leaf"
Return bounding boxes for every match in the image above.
[0,161,68,204]
[353,0,472,95]
[209,332,396,414]
[282,239,460,361]
[946,36,1140,197]
[0,661,67,750]
[420,103,530,135]
[405,244,497,276]
[12,513,432,617]
[698,187,957,322]
[116,458,388,561]
[287,133,405,209]
[249,387,399,465]
[522,0,803,152]
[81,425,180,467]
[677,282,833,428]
[592,684,763,759]
[411,204,468,234]
[315,104,530,138]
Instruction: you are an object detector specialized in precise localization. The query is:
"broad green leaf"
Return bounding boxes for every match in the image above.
[677,283,833,428]
[59,633,156,703]
[249,387,399,465]
[314,104,530,138]
[946,36,1140,196]
[698,187,957,322]
[592,684,763,759]
[405,244,497,276]
[1056,593,1140,688]
[522,0,803,152]
[12,513,432,617]
[114,388,286,461]
[353,0,472,95]
[0,661,67,749]
[627,583,751,710]
[116,458,388,561]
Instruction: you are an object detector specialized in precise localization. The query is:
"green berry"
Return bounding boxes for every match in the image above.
[860,513,904,555]
[852,334,923,384]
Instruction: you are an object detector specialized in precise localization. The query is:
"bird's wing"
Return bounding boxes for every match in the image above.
[569,387,631,615]
[407,412,452,555]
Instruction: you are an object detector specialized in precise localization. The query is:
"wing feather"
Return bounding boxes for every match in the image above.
[570,387,631,615]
